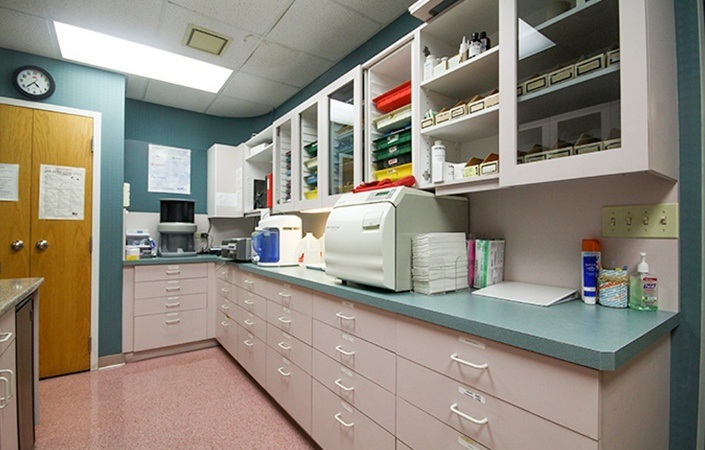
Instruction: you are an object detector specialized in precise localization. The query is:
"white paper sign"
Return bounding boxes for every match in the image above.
[0,164,19,202]
[148,144,191,194]
[38,164,85,220]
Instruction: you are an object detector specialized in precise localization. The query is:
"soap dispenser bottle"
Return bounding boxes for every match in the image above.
[629,252,658,311]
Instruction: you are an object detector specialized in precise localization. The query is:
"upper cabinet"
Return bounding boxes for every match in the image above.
[273,114,296,212]
[207,143,245,218]
[295,95,323,211]
[244,126,274,215]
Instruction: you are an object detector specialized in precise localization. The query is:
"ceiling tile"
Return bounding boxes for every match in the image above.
[125,74,149,100]
[267,0,380,61]
[206,95,273,118]
[155,3,262,71]
[168,0,295,35]
[0,9,59,59]
[0,0,47,16]
[42,0,162,45]
[143,80,217,113]
[239,40,333,88]
[221,72,299,107]
[332,0,414,24]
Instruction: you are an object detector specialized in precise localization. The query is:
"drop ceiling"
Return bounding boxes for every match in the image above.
[0,0,416,117]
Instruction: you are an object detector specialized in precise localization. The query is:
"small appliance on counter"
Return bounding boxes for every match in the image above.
[157,199,197,257]
[125,229,155,258]
[325,187,468,291]
[252,215,302,266]
[221,237,252,261]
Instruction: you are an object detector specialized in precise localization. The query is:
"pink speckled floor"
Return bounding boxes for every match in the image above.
[36,347,319,449]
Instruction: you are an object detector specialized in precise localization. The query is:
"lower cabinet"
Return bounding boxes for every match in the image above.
[0,340,17,450]
[237,326,267,387]
[265,347,312,433]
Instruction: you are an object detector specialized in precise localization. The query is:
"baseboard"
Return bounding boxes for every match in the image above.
[98,353,126,369]
[124,339,218,363]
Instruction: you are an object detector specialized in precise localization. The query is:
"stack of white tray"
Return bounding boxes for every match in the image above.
[412,233,468,295]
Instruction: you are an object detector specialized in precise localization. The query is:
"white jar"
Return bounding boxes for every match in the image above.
[431,140,446,183]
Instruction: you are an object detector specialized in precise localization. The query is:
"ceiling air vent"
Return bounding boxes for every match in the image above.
[183,25,230,56]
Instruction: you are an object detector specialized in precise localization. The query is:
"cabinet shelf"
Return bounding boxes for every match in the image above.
[421,105,498,142]
[421,46,499,99]
[434,173,499,195]
[246,143,273,163]
[518,65,619,124]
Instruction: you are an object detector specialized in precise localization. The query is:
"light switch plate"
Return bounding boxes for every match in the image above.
[602,203,678,238]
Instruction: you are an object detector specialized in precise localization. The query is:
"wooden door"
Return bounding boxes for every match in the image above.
[0,105,32,279]
[32,110,93,378]
[0,105,93,379]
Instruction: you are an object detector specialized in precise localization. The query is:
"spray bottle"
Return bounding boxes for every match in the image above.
[581,239,601,304]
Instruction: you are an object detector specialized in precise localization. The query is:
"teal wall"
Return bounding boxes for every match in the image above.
[672,1,702,448]
[0,47,126,357]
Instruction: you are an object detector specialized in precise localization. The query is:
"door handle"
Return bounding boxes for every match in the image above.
[10,240,24,251]
[35,239,49,251]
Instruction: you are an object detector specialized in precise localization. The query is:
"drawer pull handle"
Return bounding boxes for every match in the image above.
[165,302,180,308]
[244,339,254,347]
[278,317,292,325]
[244,279,255,286]
[0,332,13,343]
[244,319,255,326]
[221,321,229,327]
[277,367,291,377]
[335,312,355,321]
[450,353,488,370]
[334,378,355,392]
[278,292,291,299]
[334,413,354,428]
[220,287,230,293]
[166,270,181,275]
[450,403,488,425]
[0,370,13,409]
[335,345,355,357]
[244,300,255,306]
[221,304,230,310]
[278,342,291,351]
[165,286,181,292]
[165,319,180,325]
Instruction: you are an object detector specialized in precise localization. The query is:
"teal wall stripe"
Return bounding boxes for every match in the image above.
[672,0,703,448]
[0,47,126,357]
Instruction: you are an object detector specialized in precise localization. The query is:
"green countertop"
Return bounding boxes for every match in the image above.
[123,255,232,266]
[0,278,43,317]
[234,263,679,372]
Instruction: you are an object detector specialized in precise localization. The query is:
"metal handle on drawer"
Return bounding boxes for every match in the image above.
[0,332,13,343]
[220,304,230,310]
[335,345,355,356]
[244,319,254,326]
[278,317,292,324]
[166,270,181,275]
[0,377,8,409]
[244,339,254,347]
[335,312,355,321]
[165,302,180,308]
[244,279,255,286]
[0,369,14,409]
[449,403,488,425]
[334,413,354,428]
[278,342,291,351]
[165,286,181,292]
[450,353,488,370]
[334,378,355,392]
[165,318,181,325]
[221,321,229,327]
[220,287,230,293]
[244,299,255,306]
[277,367,291,377]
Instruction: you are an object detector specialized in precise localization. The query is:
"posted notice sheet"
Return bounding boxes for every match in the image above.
[0,163,19,202]
[38,164,85,220]
[148,144,191,195]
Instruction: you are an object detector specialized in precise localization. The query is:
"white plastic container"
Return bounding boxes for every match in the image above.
[296,232,321,266]
[431,140,446,183]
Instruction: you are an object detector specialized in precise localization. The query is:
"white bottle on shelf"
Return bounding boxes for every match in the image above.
[431,140,446,183]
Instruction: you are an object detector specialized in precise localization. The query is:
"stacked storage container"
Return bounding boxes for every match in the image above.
[372,80,412,181]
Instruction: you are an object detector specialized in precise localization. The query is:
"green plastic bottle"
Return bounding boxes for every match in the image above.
[629,253,658,311]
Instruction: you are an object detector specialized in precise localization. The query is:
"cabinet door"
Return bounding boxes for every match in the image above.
[273,115,296,212]
[296,96,323,209]
[207,144,244,218]
[243,127,274,214]
[0,341,18,450]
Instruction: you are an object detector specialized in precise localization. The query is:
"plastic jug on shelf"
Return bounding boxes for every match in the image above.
[296,233,321,266]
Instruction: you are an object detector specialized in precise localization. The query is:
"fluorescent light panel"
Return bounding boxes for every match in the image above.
[518,19,555,60]
[54,21,232,93]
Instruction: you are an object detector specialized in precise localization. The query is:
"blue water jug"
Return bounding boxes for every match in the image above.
[252,227,280,264]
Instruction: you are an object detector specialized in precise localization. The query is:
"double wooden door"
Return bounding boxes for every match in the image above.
[0,104,93,378]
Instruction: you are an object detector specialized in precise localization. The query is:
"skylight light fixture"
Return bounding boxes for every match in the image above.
[518,19,555,60]
[54,21,232,93]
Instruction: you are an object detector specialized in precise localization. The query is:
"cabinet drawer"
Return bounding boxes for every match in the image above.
[312,349,395,433]
[267,300,312,345]
[312,380,395,450]
[313,293,396,351]
[397,398,490,450]
[237,327,266,387]
[216,278,236,303]
[396,316,599,438]
[266,323,312,374]
[135,278,207,299]
[134,309,207,351]
[266,347,312,433]
[216,265,233,282]
[238,287,267,320]
[236,307,267,342]
[0,310,15,357]
[396,441,413,450]
[397,357,596,450]
[238,272,269,296]
[217,297,239,322]
[313,320,395,393]
[216,310,238,360]
[135,263,207,282]
[262,281,313,315]
[134,293,207,316]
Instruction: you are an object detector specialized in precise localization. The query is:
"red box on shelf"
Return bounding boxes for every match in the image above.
[372,80,411,113]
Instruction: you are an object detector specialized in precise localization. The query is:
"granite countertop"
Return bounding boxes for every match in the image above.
[123,255,232,266]
[235,263,679,372]
[0,278,43,316]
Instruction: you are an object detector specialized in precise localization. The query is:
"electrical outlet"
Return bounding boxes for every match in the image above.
[602,203,678,238]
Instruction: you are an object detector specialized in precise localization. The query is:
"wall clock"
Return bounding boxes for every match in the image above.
[13,65,56,100]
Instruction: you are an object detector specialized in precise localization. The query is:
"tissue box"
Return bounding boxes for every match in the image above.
[473,239,505,289]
